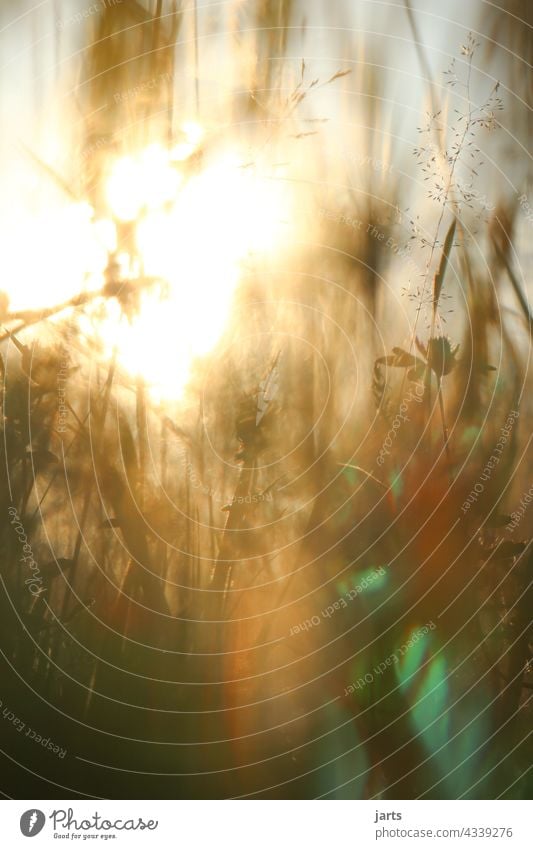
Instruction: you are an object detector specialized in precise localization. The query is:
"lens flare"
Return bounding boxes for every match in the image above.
[2,201,107,312]
[94,141,291,398]
[1,130,291,400]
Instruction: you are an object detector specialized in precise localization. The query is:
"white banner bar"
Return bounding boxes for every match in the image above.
[0,800,530,848]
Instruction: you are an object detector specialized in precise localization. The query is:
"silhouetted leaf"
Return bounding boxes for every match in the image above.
[487,541,527,560]
[485,514,512,528]
[27,449,59,470]
[433,218,456,316]
[408,363,427,382]
[426,336,459,377]
[39,558,75,579]
[100,517,121,529]
[376,348,424,369]
[326,69,351,83]
[415,337,427,358]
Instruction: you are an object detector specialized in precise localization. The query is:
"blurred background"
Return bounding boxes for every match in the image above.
[0,0,531,799]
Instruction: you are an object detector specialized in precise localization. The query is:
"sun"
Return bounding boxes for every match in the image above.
[3,125,292,401]
[97,142,291,399]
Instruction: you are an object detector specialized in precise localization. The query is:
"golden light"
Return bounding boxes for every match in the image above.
[96,137,292,399]
[1,201,108,312]
[1,125,291,400]
[171,121,204,161]
[106,145,182,222]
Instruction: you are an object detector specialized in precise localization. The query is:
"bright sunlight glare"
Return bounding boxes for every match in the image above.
[2,201,107,312]
[3,126,292,400]
[98,144,291,399]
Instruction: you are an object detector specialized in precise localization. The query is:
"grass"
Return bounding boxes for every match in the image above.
[0,0,531,800]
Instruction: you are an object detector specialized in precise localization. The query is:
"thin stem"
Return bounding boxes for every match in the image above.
[436,375,453,473]
[193,0,200,116]
[401,51,474,443]
[405,51,474,369]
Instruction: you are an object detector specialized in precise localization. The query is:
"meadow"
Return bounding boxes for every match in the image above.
[0,0,531,799]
